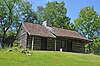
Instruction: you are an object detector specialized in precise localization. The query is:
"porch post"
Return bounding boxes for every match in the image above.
[32,37,34,50]
[83,43,85,53]
[55,39,56,51]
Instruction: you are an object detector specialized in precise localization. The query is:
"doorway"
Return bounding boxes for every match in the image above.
[62,41,67,51]
[41,37,47,50]
[67,41,72,52]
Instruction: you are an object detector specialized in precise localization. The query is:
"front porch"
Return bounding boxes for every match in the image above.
[26,36,85,53]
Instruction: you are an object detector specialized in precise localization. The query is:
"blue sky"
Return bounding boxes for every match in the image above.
[28,0,100,23]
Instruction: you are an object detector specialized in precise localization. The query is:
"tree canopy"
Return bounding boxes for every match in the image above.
[75,6,100,39]
[0,0,37,47]
[37,1,75,29]
[0,0,22,47]
[19,1,37,23]
[74,6,100,54]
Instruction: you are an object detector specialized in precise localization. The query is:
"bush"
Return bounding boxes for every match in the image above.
[92,37,100,55]
[13,40,20,47]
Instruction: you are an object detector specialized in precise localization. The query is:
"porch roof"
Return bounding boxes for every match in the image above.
[49,27,91,42]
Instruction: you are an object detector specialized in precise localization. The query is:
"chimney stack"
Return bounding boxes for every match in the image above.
[42,21,50,27]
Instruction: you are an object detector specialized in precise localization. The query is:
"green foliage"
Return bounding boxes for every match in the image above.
[0,0,23,47]
[74,6,100,38]
[13,40,19,47]
[92,37,100,55]
[36,6,44,24]
[74,6,100,54]
[37,1,75,30]
[0,0,22,30]
[0,0,37,47]
[6,30,16,36]
[19,1,37,23]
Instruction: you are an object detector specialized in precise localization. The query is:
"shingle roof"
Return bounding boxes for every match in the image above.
[22,22,56,38]
[49,27,91,41]
[22,22,91,41]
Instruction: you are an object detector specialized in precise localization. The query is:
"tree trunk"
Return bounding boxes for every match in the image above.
[1,26,10,48]
[88,44,91,53]
[2,31,6,48]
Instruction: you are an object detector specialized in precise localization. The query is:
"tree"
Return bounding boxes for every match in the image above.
[0,0,37,47]
[37,1,75,29]
[0,0,22,47]
[74,6,100,53]
[92,37,100,55]
[19,1,37,23]
[36,6,44,24]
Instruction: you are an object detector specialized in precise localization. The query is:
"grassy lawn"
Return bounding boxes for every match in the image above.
[0,51,100,66]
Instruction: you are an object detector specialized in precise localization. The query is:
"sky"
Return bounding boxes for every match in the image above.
[28,0,100,23]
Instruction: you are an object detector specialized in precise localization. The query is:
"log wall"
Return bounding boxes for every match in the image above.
[47,38,55,51]
[16,26,27,48]
[27,37,56,51]
[27,36,41,50]
[56,39,62,51]
[27,35,32,49]
[33,36,41,50]
[72,42,84,53]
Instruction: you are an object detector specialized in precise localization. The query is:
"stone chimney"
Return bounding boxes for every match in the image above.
[42,21,51,27]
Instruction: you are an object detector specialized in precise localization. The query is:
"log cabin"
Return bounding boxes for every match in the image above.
[16,21,91,53]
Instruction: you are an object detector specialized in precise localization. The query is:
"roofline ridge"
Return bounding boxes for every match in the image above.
[44,26,56,38]
[22,23,31,35]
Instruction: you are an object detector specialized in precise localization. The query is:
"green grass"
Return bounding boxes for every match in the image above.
[0,51,100,66]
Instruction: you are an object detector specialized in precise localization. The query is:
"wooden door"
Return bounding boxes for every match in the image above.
[62,41,67,51]
[67,41,72,52]
[41,37,47,50]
